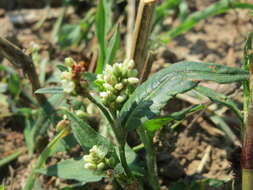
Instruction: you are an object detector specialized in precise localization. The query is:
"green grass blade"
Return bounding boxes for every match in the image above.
[95,0,107,74]
[161,0,253,43]
[105,25,120,66]
[22,130,68,190]
[0,149,25,168]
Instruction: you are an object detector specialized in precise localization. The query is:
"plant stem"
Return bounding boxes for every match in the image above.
[242,169,253,190]
[86,92,115,131]
[22,129,68,190]
[86,93,132,177]
[242,37,253,190]
[137,126,160,190]
[118,144,132,177]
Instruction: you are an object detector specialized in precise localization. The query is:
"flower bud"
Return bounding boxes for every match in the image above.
[76,110,88,118]
[127,69,138,77]
[56,119,69,132]
[65,57,76,67]
[116,95,126,103]
[105,157,115,167]
[103,83,113,90]
[97,162,105,170]
[112,63,122,76]
[126,59,135,69]
[84,163,97,170]
[105,65,113,75]
[128,77,139,84]
[114,83,124,90]
[83,155,93,163]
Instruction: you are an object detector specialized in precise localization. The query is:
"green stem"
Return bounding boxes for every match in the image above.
[22,129,67,190]
[133,143,144,152]
[86,93,115,131]
[242,169,253,190]
[118,144,132,177]
[86,93,132,177]
[137,126,160,190]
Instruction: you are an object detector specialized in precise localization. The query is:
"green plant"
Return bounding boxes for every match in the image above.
[1,0,253,190]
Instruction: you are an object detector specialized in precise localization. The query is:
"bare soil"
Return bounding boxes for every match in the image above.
[0,0,253,189]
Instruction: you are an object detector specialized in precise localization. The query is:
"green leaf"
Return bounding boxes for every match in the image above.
[35,87,64,94]
[8,74,20,97]
[63,110,114,153]
[0,185,4,190]
[57,64,68,72]
[36,158,103,183]
[105,25,120,66]
[24,118,34,154]
[194,86,242,121]
[144,104,204,132]
[161,0,253,43]
[83,72,98,90]
[119,61,248,131]
[155,0,181,25]
[95,0,106,74]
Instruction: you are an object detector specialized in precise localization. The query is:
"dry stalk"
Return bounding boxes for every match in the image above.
[0,37,47,105]
[130,0,156,78]
[126,0,136,58]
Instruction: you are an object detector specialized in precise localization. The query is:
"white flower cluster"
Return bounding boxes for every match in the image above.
[83,145,114,171]
[96,59,139,110]
[60,57,76,93]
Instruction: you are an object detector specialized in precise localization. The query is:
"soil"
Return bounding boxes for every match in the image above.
[0,0,253,189]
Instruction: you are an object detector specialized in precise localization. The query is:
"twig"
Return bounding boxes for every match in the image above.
[0,37,46,105]
[130,0,156,76]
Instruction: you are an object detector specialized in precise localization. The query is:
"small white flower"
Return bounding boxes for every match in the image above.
[100,92,109,98]
[105,65,113,74]
[103,83,113,90]
[96,74,103,81]
[128,77,139,84]
[62,80,75,93]
[114,83,124,90]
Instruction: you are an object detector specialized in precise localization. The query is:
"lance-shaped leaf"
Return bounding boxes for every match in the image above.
[119,61,248,131]
[35,87,64,94]
[144,104,204,132]
[194,86,242,122]
[63,110,114,154]
[36,158,104,183]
